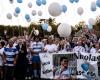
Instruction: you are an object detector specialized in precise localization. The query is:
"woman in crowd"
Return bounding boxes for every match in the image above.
[44,37,58,53]
[73,40,85,53]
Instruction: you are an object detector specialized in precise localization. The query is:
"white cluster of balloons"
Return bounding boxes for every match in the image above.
[57,23,72,37]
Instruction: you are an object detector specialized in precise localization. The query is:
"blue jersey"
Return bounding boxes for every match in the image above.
[4,46,18,66]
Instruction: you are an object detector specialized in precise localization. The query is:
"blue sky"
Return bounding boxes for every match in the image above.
[0,0,100,27]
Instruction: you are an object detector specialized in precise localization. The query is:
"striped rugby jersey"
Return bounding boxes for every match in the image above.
[4,46,18,66]
[30,42,44,54]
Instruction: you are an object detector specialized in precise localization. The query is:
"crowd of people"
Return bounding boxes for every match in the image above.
[0,28,100,80]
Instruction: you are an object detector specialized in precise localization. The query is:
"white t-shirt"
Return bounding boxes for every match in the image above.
[44,44,58,53]
[0,48,4,66]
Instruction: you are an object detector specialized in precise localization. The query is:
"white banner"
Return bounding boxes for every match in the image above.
[39,52,100,79]
[39,53,53,79]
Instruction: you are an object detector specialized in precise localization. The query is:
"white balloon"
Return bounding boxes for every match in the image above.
[38,10,42,16]
[32,10,36,16]
[47,26,52,32]
[7,13,12,19]
[28,2,32,8]
[77,7,84,16]
[57,23,71,37]
[34,30,39,36]
[88,18,95,25]
[48,2,62,17]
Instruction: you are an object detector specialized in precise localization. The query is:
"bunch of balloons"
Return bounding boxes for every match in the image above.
[36,0,47,6]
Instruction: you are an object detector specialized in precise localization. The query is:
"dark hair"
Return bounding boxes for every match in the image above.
[60,57,68,63]
[0,41,5,47]
[34,36,41,41]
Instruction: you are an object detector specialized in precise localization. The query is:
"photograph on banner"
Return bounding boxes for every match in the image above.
[53,52,77,79]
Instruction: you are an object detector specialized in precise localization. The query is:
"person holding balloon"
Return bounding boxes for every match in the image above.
[30,36,44,79]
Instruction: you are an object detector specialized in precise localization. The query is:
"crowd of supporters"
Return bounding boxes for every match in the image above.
[0,28,100,80]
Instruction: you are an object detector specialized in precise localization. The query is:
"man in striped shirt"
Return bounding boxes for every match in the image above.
[3,39,18,80]
[30,36,44,79]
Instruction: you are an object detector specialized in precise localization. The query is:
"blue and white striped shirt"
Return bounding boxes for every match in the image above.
[30,42,43,54]
[4,46,18,66]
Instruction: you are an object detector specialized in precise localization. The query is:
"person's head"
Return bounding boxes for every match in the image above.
[47,37,53,44]
[54,38,60,45]
[81,36,87,43]
[59,40,65,46]
[95,43,100,49]
[72,37,78,43]
[77,40,82,46]
[60,57,68,68]
[34,36,40,42]
[0,41,5,48]
[8,39,14,47]
[17,39,23,45]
